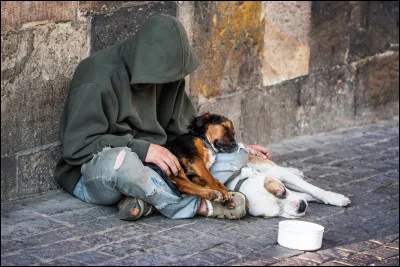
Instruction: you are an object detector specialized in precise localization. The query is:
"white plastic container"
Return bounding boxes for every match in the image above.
[277,220,325,251]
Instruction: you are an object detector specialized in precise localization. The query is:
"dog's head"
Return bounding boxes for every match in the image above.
[188,112,238,153]
[263,176,308,218]
[238,167,308,218]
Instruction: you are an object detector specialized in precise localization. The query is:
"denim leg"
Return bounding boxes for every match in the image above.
[210,145,250,184]
[74,147,201,219]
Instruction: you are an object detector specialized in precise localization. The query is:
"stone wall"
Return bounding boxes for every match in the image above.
[1,1,398,202]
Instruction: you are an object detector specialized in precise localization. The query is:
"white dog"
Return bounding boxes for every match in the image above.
[225,147,351,218]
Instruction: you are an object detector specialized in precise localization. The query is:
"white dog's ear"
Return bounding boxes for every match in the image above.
[264,177,286,199]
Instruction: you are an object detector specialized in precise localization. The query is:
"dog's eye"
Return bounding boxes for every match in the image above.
[223,125,235,136]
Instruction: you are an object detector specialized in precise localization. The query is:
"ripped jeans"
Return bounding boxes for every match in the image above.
[73,146,249,219]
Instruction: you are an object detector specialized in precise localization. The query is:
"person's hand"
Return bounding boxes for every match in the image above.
[246,144,271,160]
[145,144,181,176]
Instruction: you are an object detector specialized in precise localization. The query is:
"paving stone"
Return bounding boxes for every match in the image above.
[172,256,215,266]
[317,248,354,260]
[40,258,85,266]
[272,258,318,266]
[1,209,48,226]
[319,260,352,266]
[78,234,116,246]
[190,249,241,265]
[148,243,198,258]
[234,235,277,250]
[13,222,106,249]
[0,253,43,266]
[158,226,203,241]
[303,155,338,165]
[130,234,175,250]
[105,253,173,266]
[25,240,92,260]
[370,256,400,266]
[362,246,399,260]
[213,242,257,256]
[1,217,68,240]
[173,235,226,254]
[338,240,381,253]
[256,245,304,259]
[65,251,114,265]
[1,239,30,255]
[96,240,143,258]
[371,234,400,245]
[102,223,159,240]
[229,252,278,266]
[297,251,337,264]
[208,227,254,241]
[337,252,381,265]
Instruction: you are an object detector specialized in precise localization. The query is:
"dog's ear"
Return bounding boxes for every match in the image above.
[188,113,210,136]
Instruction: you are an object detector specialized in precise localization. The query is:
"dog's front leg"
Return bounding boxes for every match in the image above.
[278,167,351,207]
[290,191,323,203]
[191,160,232,203]
[170,169,227,202]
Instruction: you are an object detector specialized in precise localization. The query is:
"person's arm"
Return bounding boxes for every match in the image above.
[61,83,147,165]
[164,79,198,141]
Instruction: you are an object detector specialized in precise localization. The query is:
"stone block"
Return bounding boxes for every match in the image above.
[354,52,399,122]
[78,1,147,15]
[1,1,77,33]
[309,1,350,71]
[26,240,92,260]
[0,254,42,266]
[298,65,356,135]
[89,1,177,53]
[1,21,88,156]
[241,80,300,145]
[1,156,16,202]
[198,93,243,140]
[273,258,318,266]
[261,1,311,86]
[65,251,113,265]
[41,258,84,266]
[337,253,381,266]
[16,144,62,200]
[348,1,399,61]
[258,244,304,259]
[191,1,264,98]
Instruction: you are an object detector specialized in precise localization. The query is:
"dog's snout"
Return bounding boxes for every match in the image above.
[298,200,307,213]
[232,141,238,148]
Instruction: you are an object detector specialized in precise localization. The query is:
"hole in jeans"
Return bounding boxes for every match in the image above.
[114,150,126,170]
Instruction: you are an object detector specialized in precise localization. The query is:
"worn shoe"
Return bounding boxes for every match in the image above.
[205,191,249,219]
[117,197,156,220]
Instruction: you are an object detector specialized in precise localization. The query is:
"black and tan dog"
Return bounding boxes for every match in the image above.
[164,113,238,207]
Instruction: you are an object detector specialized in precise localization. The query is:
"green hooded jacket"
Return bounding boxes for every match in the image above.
[54,14,200,195]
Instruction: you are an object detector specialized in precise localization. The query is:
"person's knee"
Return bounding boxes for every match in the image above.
[81,147,143,178]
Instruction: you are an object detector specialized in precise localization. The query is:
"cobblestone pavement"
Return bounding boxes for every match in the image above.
[1,119,399,266]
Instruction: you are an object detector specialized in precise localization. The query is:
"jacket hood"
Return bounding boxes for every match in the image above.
[121,14,200,84]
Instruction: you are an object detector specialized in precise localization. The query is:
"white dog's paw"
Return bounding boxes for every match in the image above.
[319,191,351,207]
[285,167,304,178]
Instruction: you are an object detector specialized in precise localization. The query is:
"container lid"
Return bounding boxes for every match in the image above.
[279,220,324,233]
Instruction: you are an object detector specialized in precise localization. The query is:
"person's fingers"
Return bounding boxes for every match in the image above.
[167,153,181,172]
[163,156,179,176]
[266,150,271,159]
[254,145,269,154]
[156,160,171,177]
[249,147,267,160]
[247,144,271,160]
[257,151,267,160]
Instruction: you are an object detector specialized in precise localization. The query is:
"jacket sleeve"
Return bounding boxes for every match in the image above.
[165,79,198,141]
[61,83,149,165]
